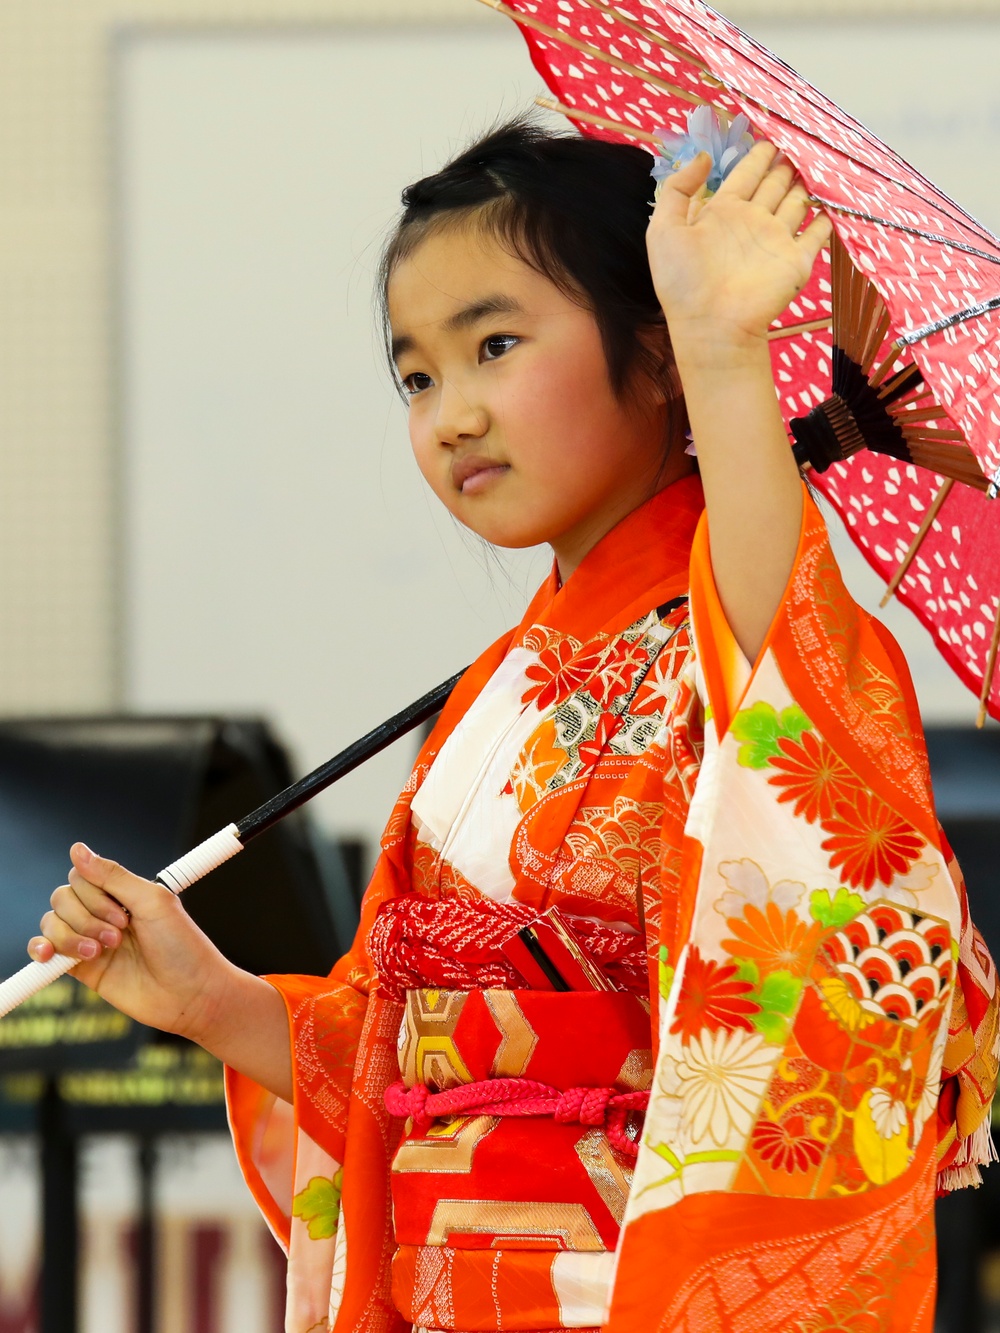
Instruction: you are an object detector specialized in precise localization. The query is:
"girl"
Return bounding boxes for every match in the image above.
[31,120,998,1332]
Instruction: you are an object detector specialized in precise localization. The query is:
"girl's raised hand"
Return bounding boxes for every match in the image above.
[646,140,833,364]
[28,843,237,1043]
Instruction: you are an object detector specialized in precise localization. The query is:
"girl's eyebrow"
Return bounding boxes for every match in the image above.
[391,294,524,362]
[443,293,523,333]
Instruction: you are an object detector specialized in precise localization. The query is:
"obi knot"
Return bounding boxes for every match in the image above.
[384,1076,649,1160]
[554,1085,613,1126]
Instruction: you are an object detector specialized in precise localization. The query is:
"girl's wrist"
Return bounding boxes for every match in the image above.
[669,328,774,383]
[172,953,249,1050]
[667,318,772,374]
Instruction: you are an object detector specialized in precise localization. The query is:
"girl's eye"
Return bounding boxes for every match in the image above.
[402,371,433,396]
[481,334,519,361]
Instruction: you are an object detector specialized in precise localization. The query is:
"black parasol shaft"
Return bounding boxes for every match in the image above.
[0,668,467,1018]
[235,669,465,843]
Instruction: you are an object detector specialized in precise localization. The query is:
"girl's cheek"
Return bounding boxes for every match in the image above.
[409,418,454,506]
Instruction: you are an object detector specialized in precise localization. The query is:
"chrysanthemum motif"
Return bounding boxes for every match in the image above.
[854,1088,912,1184]
[868,1088,908,1140]
[820,791,924,891]
[818,975,876,1033]
[766,730,860,824]
[751,1114,824,1173]
[670,946,759,1044]
[723,902,821,978]
[673,1028,774,1147]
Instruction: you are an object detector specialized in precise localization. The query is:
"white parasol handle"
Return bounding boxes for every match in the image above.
[0,823,244,1020]
[0,951,79,1017]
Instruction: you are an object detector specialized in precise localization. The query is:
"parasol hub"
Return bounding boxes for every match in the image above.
[790,353,919,474]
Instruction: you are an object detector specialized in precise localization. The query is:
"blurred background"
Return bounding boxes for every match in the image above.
[0,0,999,1329]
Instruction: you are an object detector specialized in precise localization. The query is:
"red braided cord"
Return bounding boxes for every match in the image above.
[385,1078,648,1159]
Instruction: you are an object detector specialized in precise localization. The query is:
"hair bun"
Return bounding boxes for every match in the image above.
[400,177,436,208]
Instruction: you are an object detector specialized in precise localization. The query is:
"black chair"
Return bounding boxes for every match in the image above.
[0,715,358,1333]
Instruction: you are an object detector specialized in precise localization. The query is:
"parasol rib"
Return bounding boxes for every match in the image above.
[499,0,997,252]
[767,318,831,340]
[476,0,706,105]
[809,200,1000,270]
[978,598,1000,729]
[668,3,998,251]
[573,0,716,78]
[879,479,954,609]
[706,79,1000,253]
[535,96,660,144]
[900,293,1000,347]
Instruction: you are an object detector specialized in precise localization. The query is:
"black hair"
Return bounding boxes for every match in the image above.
[377,116,686,443]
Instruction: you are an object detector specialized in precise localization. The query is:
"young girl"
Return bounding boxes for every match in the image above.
[31,121,998,1332]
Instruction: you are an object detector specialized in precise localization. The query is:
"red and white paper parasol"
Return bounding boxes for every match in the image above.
[479,0,1000,725]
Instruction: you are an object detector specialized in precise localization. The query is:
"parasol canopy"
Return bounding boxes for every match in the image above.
[478,0,1000,724]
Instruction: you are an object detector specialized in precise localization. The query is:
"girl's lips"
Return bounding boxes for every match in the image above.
[452,457,511,494]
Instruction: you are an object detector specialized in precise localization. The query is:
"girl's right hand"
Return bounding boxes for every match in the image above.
[27,842,235,1043]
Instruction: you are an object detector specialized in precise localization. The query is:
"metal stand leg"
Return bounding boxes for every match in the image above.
[135,1138,157,1333]
[39,1077,78,1333]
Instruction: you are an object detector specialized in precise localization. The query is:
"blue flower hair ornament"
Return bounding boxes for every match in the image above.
[651,105,756,197]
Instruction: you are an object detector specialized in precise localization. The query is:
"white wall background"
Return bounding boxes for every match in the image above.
[118,28,558,853]
[118,21,1000,857]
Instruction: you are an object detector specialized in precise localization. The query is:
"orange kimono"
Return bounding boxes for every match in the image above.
[227,474,998,1333]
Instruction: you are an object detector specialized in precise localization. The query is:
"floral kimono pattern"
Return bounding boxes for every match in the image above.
[225,474,998,1333]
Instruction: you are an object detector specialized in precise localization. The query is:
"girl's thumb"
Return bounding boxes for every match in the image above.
[653,152,713,224]
[69,842,161,913]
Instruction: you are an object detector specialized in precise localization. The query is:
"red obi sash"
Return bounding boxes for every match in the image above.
[389,987,652,1254]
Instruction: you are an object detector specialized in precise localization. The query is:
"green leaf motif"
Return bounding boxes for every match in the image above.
[731,702,812,769]
[810,887,865,930]
[729,962,802,1046]
[734,958,760,988]
[661,949,677,1002]
[758,970,802,1016]
[292,1171,343,1241]
[753,1009,790,1045]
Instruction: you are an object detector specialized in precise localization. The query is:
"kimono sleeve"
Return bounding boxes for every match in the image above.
[607,483,998,1331]
[224,867,398,1333]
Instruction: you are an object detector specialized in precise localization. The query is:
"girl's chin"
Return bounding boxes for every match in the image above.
[454,513,553,551]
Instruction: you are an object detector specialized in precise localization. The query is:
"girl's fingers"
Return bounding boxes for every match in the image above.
[797,211,834,262]
[36,907,110,962]
[64,870,130,929]
[28,936,55,963]
[68,843,165,917]
[48,883,123,951]
[774,183,813,235]
[751,161,797,216]
[714,139,779,201]
[651,152,714,226]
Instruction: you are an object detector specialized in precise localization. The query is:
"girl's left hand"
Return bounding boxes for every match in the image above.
[646,140,833,363]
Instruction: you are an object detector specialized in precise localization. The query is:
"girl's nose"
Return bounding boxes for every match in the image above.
[435,378,488,445]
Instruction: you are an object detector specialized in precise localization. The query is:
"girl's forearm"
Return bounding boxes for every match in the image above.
[672,333,803,664]
[187,962,294,1102]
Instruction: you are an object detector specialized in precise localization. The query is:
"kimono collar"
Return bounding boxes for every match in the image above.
[514,471,705,647]
[427,471,705,747]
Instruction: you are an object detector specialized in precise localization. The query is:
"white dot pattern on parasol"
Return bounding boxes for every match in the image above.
[479,0,1000,724]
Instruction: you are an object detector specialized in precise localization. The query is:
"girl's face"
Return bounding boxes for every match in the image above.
[387,218,692,580]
